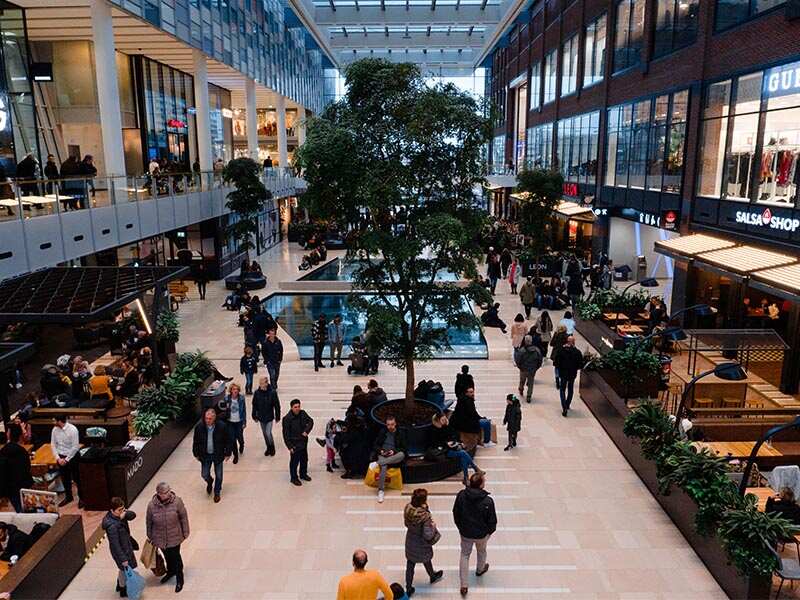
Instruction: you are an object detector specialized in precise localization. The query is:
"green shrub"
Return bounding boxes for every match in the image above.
[576,301,601,321]
[596,343,660,388]
[156,309,180,344]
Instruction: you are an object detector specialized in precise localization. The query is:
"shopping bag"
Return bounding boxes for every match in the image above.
[140,539,157,570]
[153,549,167,577]
[124,566,146,600]
[490,423,497,444]
[363,462,403,490]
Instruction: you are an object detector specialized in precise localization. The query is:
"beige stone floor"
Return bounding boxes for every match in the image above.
[58,242,725,599]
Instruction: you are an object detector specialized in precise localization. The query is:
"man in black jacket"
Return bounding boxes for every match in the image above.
[372,416,407,503]
[0,522,31,561]
[252,376,281,457]
[261,329,283,389]
[553,335,584,417]
[0,424,33,512]
[453,473,497,596]
[282,399,314,486]
[191,408,232,502]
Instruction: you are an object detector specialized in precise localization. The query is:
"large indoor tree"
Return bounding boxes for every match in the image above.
[294,59,492,413]
[514,168,564,267]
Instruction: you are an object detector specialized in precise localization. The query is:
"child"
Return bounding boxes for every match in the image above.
[390,583,409,600]
[503,394,522,451]
[324,418,339,472]
[239,345,258,395]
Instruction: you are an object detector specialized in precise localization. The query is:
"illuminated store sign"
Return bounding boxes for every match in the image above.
[764,60,800,98]
[735,207,800,232]
[562,182,579,196]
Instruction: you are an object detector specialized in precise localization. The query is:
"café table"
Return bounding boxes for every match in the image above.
[617,324,644,336]
[31,443,59,468]
[603,312,629,323]
[692,441,783,459]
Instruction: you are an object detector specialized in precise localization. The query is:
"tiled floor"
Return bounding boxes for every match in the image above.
[58,242,725,599]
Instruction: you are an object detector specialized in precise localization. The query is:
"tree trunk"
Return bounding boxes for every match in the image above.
[404,358,416,414]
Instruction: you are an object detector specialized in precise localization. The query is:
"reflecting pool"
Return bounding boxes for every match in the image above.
[262,292,487,359]
[299,257,460,282]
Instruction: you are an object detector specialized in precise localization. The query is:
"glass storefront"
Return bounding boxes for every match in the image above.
[491,134,506,172]
[697,58,800,208]
[605,89,689,193]
[556,111,600,186]
[209,84,233,164]
[525,123,553,170]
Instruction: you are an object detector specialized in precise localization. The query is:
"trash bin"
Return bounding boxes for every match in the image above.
[636,255,648,282]
[201,380,227,409]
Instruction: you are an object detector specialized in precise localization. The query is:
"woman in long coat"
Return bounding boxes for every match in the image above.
[403,488,444,595]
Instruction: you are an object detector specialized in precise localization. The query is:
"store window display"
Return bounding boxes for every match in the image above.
[556,111,600,186]
[525,123,553,170]
[697,59,800,207]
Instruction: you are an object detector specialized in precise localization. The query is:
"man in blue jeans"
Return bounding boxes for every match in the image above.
[553,336,584,417]
[191,408,232,503]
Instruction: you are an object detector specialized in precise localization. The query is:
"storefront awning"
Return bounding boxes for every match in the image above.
[551,201,595,222]
[693,245,797,276]
[653,233,736,260]
[750,263,800,298]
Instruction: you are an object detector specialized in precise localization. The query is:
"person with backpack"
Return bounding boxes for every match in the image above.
[513,335,543,403]
[453,473,497,597]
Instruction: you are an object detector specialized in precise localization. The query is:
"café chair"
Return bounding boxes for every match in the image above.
[767,541,800,598]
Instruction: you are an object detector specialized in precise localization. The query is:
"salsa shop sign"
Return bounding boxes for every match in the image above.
[735,207,800,232]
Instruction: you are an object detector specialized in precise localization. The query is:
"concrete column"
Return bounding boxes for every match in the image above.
[276,95,288,168]
[296,107,306,147]
[192,49,213,171]
[245,78,259,161]
[90,0,126,177]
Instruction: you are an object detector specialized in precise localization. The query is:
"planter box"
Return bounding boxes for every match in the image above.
[597,367,660,400]
[580,369,772,600]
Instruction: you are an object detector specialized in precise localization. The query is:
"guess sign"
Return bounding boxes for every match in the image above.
[764,60,800,99]
[735,207,800,232]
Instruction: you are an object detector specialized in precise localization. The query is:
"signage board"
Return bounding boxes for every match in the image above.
[764,60,800,99]
[562,182,579,197]
[735,207,800,232]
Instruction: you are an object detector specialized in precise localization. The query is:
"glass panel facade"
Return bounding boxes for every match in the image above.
[209,84,234,164]
[556,111,600,185]
[530,61,541,110]
[605,88,689,193]
[525,123,554,170]
[697,59,800,207]
[561,35,578,97]
[543,50,557,104]
[613,0,645,73]
[492,134,506,172]
[715,0,786,32]
[653,0,699,58]
[583,15,606,88]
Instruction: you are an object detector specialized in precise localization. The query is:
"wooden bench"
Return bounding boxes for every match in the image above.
[31,407,107,420]
[168,280,189,302]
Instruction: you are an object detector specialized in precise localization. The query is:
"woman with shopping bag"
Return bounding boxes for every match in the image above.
[102,496,140,598]
[403,488,444,596]
[146,481,190,593]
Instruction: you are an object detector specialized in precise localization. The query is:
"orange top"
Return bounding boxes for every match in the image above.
[335,570,393,600]
[88,375,113,397]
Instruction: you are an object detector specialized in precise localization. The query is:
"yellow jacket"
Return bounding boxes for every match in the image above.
[336,569,393,600]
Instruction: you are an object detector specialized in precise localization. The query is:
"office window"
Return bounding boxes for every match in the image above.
[543,49,557,104]
[605,89,689,193]
[530,61,541,110]
[613,0,645,72]
[697,60,800,207]
[715,0,786,32]
[556,111,600,185]
[525,122,554,170]
[653,0,699,58]
[561,35,579,97]
[583,14,606,88]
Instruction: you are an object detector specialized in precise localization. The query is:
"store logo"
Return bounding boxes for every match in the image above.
[639,212,661,228]
[562,182,579,197]
[735,208,800,232]
[765,62,800,98]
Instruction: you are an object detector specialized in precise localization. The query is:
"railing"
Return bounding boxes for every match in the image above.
[0,167,302,223]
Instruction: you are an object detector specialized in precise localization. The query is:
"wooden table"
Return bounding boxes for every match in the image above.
[603,312,629,322]
[0,560,8,578]
[692,441,783,459]
[31,443,58,468]
[617,324,644,336]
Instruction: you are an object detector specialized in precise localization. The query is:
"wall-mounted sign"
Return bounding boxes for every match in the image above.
[166,119,186,128]
[221,108,234,119]
[662,210,678,230]
[562,182,579,197]
[764,60,800,99]
[617,207,676,230]
[593,207,608,216]
[639,211,661,228]
[735,207,800,232]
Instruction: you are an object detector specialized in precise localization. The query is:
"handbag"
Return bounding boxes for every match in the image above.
[425,519,442,546]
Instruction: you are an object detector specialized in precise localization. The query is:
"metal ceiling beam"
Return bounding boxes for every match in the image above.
[312,5,500,24]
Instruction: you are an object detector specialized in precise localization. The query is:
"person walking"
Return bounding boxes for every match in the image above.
[454,365,474,400]
[146,482,189,593]
[558,311,576,335]
[519,277,535,319]
[373,416,407,503]
[453,473,497,597]
[328,314,346,368]
[252,376,280,456]
[513,335,543,403]
[0,424,32,512]
[503,394,522,451]
[51,414,82,507]
[499,248,512,279]
[508,257,520,294]
[239,346,258,395]
[403,489,444,596]
[222,383,246,463]
[567,272,584,312]
[535,311,553,360]
[311,314,328,371]
[191,408,232,503]
[44,153,59,195]
[262,328,283,389]
[510,314,527,349]
[486,255,501,296]
[550,324,569,388]
[195,263,208,300]
[102,497,138,598]
[336,549,393,600]
[554,335,584,417]
[282,399,314,486]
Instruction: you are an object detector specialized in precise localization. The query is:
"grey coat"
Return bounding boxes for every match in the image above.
[404,504,437,563]
[146,492,190,549]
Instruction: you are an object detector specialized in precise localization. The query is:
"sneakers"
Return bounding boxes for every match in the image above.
[316,437,326,447]
[476,564,490,577]
[483,441,496,448]
[504,445,512,451]
[377,490,385,503]
[331,461,340,469]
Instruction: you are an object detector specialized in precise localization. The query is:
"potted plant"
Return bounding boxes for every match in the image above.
[156,309,180,356]
[294,59,492,442]
[595,344,661,399]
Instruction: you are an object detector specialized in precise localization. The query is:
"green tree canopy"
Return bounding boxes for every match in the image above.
[223,157,270,251]
[514,168,564,261]
[294,59,493,405]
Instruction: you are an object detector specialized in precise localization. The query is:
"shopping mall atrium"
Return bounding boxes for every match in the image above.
[1,0,800,599]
